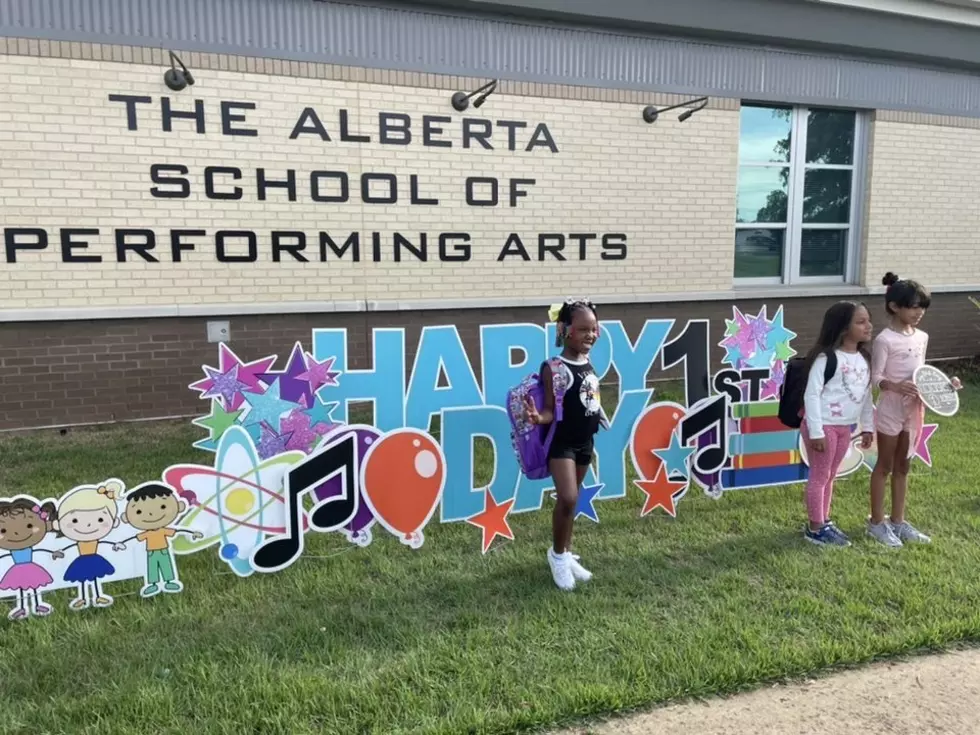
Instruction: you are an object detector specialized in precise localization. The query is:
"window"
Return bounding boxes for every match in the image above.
[734,104,865,284]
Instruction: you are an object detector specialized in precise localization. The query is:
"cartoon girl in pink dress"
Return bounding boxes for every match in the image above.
[0,496,64,621]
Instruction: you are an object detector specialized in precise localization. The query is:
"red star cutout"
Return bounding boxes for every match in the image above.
[466,491,515,554]
[635,466,688,518]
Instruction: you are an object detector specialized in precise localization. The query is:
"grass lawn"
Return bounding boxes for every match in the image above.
[2,370,980,734]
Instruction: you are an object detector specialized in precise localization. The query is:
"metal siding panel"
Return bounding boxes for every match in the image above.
[838,60,909,108]
[763,51,839,101]
[3,0,980,116]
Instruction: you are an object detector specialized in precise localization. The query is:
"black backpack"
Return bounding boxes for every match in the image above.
[777,352,837,429]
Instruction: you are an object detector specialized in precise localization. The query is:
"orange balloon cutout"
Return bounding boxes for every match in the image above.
[629,402,687,481]
[360,429,446,549]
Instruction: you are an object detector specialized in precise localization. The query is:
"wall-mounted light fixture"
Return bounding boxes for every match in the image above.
[163,50,195,91]
[642,96,709,124]
[451,79,498,112]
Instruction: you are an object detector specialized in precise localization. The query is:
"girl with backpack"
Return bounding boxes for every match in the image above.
[800,301,875,547]
[523,299,608,590]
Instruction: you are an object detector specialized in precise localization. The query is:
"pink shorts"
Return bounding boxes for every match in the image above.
[876,392,916,436]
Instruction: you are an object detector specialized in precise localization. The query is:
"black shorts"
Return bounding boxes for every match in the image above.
[548,439,594,466]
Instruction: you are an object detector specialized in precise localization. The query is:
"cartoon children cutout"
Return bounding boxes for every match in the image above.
[55,481,125,610]
[0,497,65,621]
[118,482,202,598]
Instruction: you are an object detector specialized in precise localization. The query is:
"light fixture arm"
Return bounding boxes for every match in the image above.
[451,79,499,112]
[642,96,709,124]
[163,50,195,91]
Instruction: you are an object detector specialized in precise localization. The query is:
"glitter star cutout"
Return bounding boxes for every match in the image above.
[297,354,341,394]
[242,379,295,433]
[190,343,276,411]
[201,364,250,407]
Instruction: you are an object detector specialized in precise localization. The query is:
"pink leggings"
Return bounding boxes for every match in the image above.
[801,424,852,525]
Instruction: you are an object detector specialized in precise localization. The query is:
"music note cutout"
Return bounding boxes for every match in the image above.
[679,394,730,475]
[250,432,360,574]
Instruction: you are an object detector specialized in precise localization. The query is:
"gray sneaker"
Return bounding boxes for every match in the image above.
[889,519,931,544]
[867,520,903,548]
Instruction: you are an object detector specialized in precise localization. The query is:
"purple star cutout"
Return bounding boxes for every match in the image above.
[297,354,341,393]
[190,343,276,411]
[914,423,938,466]
[760,360,785,401]
[280,409,319,453]
[745,310,773,352]
[201,364,250,407]
[257,423,294,460]
[257,342,313,407]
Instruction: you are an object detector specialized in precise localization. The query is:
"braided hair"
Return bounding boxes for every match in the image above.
[554,298,597,346]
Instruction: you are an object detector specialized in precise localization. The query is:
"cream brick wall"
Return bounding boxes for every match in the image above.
[0,55,739,310]
[863,118,980,287]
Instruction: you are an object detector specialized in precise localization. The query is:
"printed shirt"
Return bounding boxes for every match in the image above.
[871,327,929,388]
[137,528,176,552]
[803,350,875,439]
[552,357,604,447]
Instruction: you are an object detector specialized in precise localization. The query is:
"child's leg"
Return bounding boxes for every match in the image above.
[32,589,51,615]
[889,430,911,523]
[550,457,579,554]
[888,430,930,543]
[802,423,834,531]
[870,432,899,524]
[823,426,852,523]
[547,454,584,591]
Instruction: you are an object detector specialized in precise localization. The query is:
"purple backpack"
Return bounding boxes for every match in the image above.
[506,358,570,480]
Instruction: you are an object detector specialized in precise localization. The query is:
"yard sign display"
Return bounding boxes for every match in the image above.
[0,306,942,621]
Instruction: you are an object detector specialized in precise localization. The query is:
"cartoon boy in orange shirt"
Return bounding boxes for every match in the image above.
[119,482,201,598]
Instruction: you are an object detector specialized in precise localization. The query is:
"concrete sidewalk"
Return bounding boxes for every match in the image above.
[560,648,980,734]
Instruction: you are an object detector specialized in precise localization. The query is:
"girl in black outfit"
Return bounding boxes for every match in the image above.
[524,299,608,591]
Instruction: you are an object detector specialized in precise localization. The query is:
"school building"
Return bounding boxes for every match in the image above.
[1,0,978,431]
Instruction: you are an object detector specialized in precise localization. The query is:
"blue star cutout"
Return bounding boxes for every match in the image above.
[654,430,696,480]
[574,484,603,523]
[549,483,605,523]
[192,437,218,453]
[766,306,797,355]
[723,344,745,368]
[304,398,339,430]
[242,379,296,433]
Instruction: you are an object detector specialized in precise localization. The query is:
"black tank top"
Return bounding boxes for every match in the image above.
[551,357,602,447]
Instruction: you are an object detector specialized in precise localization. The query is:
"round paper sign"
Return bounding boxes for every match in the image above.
[913,364,960,417]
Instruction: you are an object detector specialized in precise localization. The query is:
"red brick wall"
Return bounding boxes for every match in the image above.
[1,293,977,431]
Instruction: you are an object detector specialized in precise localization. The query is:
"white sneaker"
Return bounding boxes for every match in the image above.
[547,548,576,591]
[569,554,593,583]
[889,519,931,544]
[867,520,903,548]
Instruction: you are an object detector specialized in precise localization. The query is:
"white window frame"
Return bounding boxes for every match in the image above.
[734,104,868,288]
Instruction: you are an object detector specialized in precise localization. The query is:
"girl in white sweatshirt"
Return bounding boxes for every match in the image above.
[801,301,875,547]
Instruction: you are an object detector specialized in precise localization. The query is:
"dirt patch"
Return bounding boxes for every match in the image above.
[560,648,980,734]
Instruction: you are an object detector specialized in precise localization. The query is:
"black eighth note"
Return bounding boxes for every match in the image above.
[679,394,730,475]
[251,432,359,574]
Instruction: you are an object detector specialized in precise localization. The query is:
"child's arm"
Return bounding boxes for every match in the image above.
[871,335,888,390]
[34,548,65,559]
[803,353,828,440]
[860,381,875,436]
[525,362,556,425]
